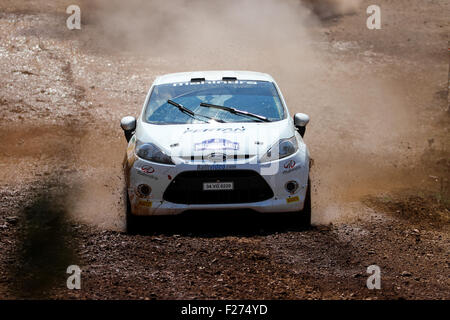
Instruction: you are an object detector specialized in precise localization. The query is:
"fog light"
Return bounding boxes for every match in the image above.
[285,181,299,194]
[136,184,151,198]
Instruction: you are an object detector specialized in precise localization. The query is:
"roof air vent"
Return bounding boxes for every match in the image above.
[190,78,205,82]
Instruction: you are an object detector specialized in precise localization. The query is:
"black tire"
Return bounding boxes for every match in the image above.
[298,178,311,228]
[125,190,139,234]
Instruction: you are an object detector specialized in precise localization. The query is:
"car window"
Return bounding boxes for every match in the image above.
[144,80,286,124]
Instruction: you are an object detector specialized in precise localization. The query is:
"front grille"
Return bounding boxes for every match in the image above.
[163,170,274,204]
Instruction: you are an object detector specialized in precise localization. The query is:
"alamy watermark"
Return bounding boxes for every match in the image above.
[366,265,381,290]
[66,5,81,30]
[366,5,381,30]
[66,265,81,290]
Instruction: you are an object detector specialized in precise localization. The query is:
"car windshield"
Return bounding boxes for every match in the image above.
[144,80,285,124]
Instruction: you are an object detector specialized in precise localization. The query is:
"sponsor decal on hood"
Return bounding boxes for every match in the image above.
[194,138,239,151]
[183,127,246,134]
[137,118,297,157]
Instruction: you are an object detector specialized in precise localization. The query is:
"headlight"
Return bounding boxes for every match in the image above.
[135,140,174,165]
[260,136,298,163]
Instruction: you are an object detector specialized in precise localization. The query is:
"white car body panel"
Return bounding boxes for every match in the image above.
[124,71,310,216]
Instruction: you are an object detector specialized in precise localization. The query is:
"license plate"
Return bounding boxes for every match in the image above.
[203,182,234,191]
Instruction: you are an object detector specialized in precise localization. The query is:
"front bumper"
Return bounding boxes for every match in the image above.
[126,149,309,216]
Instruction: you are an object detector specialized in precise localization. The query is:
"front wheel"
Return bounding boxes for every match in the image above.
[297,178,311,228]
[125,190,139,234]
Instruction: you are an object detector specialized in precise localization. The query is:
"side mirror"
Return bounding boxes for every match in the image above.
[120,116,136,142]
[293,113,310,137]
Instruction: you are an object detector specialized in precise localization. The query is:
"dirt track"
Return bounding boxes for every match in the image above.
[0,0,449,299]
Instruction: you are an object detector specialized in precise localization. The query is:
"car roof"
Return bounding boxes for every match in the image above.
[153,70,275,85]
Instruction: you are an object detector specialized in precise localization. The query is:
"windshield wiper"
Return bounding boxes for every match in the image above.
[167,100,225,123]
[199,103,270,122]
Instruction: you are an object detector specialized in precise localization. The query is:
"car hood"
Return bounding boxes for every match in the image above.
[135,119,296,159]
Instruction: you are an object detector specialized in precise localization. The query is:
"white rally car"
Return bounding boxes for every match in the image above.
[121,71,311,232]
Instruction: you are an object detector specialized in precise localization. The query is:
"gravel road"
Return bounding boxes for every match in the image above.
[0,0,448,299]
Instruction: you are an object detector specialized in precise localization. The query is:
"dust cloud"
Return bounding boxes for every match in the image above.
[70,0,422,226]
[80,0,320,71]
[303,0,361,19]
